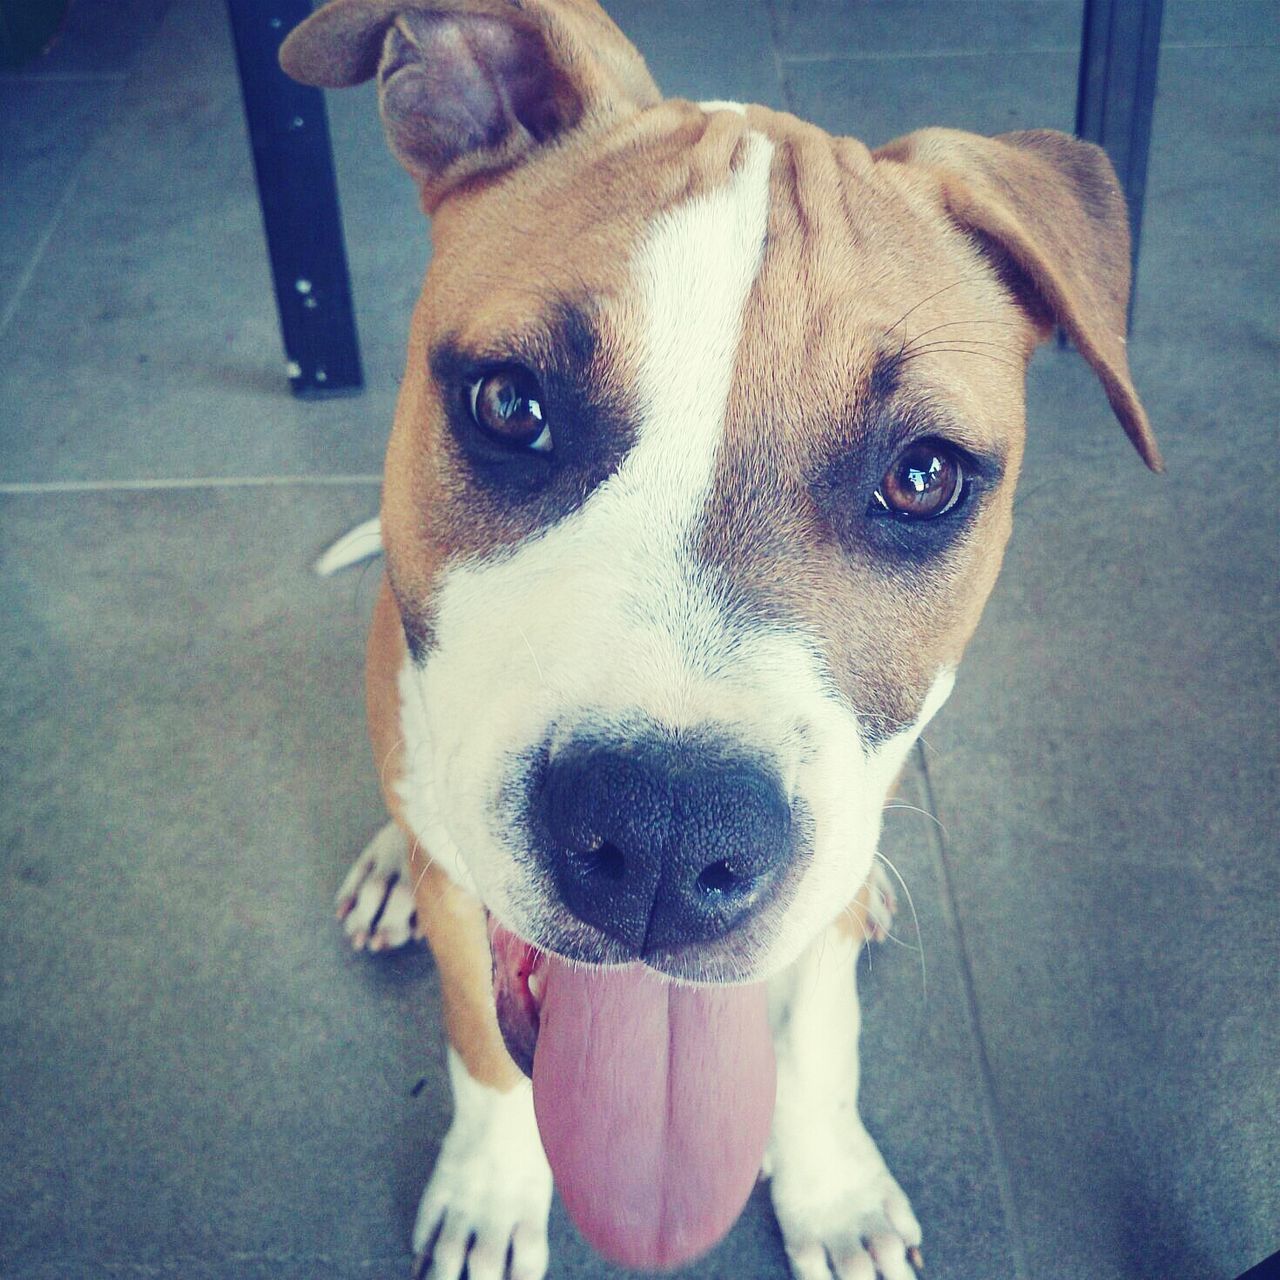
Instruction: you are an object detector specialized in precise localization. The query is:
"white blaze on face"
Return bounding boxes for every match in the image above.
[395,129,952,973]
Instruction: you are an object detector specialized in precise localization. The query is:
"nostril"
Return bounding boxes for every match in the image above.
[589,842,627,882]
[573,841,627,883]
[696,859,746,896]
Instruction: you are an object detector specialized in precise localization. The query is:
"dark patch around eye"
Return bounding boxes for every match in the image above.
[811,386,1004,568]
[429,303,639,547]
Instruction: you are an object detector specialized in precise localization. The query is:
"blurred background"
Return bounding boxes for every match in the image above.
[1,1,1276,1277]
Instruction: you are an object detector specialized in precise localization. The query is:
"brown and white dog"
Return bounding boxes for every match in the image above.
[281,3,1161,1277]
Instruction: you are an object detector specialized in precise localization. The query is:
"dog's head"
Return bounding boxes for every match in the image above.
[285,0,1158,986]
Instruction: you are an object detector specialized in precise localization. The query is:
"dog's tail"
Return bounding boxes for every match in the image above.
[314,516,383,576]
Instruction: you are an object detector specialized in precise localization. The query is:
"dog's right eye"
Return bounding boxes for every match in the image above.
[869,439,967,521]
[466,366,552,453]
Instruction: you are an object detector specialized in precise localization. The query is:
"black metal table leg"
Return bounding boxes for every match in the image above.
[1075,0,1165,325]
[226,0,363,397]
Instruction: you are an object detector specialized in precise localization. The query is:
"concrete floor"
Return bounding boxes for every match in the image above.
[1,1,1276,1278]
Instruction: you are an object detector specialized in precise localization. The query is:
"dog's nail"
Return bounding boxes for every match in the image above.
[336,897,356,921]
[908,1245,924,1271]
[351,929,368,949]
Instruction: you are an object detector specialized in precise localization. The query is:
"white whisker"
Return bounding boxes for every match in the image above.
[873,850,927,998]
[882,802,948,840]
[518,626,546,684]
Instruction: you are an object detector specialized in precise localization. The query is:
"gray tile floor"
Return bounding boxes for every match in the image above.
[1,2,1276,1278]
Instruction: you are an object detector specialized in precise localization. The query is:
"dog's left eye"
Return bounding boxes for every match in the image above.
[870,439,966,520]
[467,366,552,453]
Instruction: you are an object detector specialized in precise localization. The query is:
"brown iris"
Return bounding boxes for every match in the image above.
[873,440,965,520]
[468,366,551,452]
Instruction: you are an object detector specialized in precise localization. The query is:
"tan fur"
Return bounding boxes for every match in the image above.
[365,576,410,827]
[406,848,526,1091]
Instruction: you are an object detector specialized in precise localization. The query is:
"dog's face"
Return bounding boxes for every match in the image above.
[384,109,1027,982]
[285,0,1159,984]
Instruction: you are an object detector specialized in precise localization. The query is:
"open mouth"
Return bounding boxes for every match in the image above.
[487,916,778,1271]
[489,917,547,1077]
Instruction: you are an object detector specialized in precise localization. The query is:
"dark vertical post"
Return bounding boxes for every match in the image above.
[226,0,363,397]
[1075,0,1165,326]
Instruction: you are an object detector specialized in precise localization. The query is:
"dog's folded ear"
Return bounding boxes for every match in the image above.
[280,0,660,210]
[875,128,1162,471]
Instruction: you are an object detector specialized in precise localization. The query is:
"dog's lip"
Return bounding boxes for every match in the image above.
[488,912,672,1077]
[487,908,768,984]
[488,912,738,1077]
[488,915,557,1076]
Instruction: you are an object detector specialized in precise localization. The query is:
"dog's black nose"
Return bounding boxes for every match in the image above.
[533,737,792,954]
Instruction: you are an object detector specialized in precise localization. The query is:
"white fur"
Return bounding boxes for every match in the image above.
[767,928,923,1280]
[699,100,748,115]
[412,1049,553,1280]
[914,666,955,732]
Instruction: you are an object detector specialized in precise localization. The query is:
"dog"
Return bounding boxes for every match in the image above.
[281,3,1161,1277]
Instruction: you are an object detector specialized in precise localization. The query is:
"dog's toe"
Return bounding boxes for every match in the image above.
[409,1075,552,1280]
[866,1233,922,1280]
[785,1229,920,1280]
[411,1200,549,1280]
[336,822,423,953]
[509,1220,551,1280]
[772,1130,922,1280]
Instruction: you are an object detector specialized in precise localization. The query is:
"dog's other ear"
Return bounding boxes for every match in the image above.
[280,0,660,210]
[875,128,1162,471]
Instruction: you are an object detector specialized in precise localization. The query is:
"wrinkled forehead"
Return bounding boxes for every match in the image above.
[424,102,1024,448]
[421,102,753,338]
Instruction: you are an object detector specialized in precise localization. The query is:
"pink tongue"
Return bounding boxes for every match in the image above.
[531,957,775,1272]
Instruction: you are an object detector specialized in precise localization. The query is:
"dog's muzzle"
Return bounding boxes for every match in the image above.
[528,733,793,955]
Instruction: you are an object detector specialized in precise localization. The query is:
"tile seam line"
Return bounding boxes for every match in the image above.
[914,738,1032,1280]
[781,46,1076,64]
[0,162,84,340]
[0,475,383,494]
[0,73,132,339]
[762,0,797,115]
[28,1258,414,1273]
[780,39,1277,66]
[0,71,129,82]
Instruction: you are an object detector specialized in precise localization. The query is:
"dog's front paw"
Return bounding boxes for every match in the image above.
[412,1058,553,1280]
[335,822,423,952]
[771,1130,922,1280]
